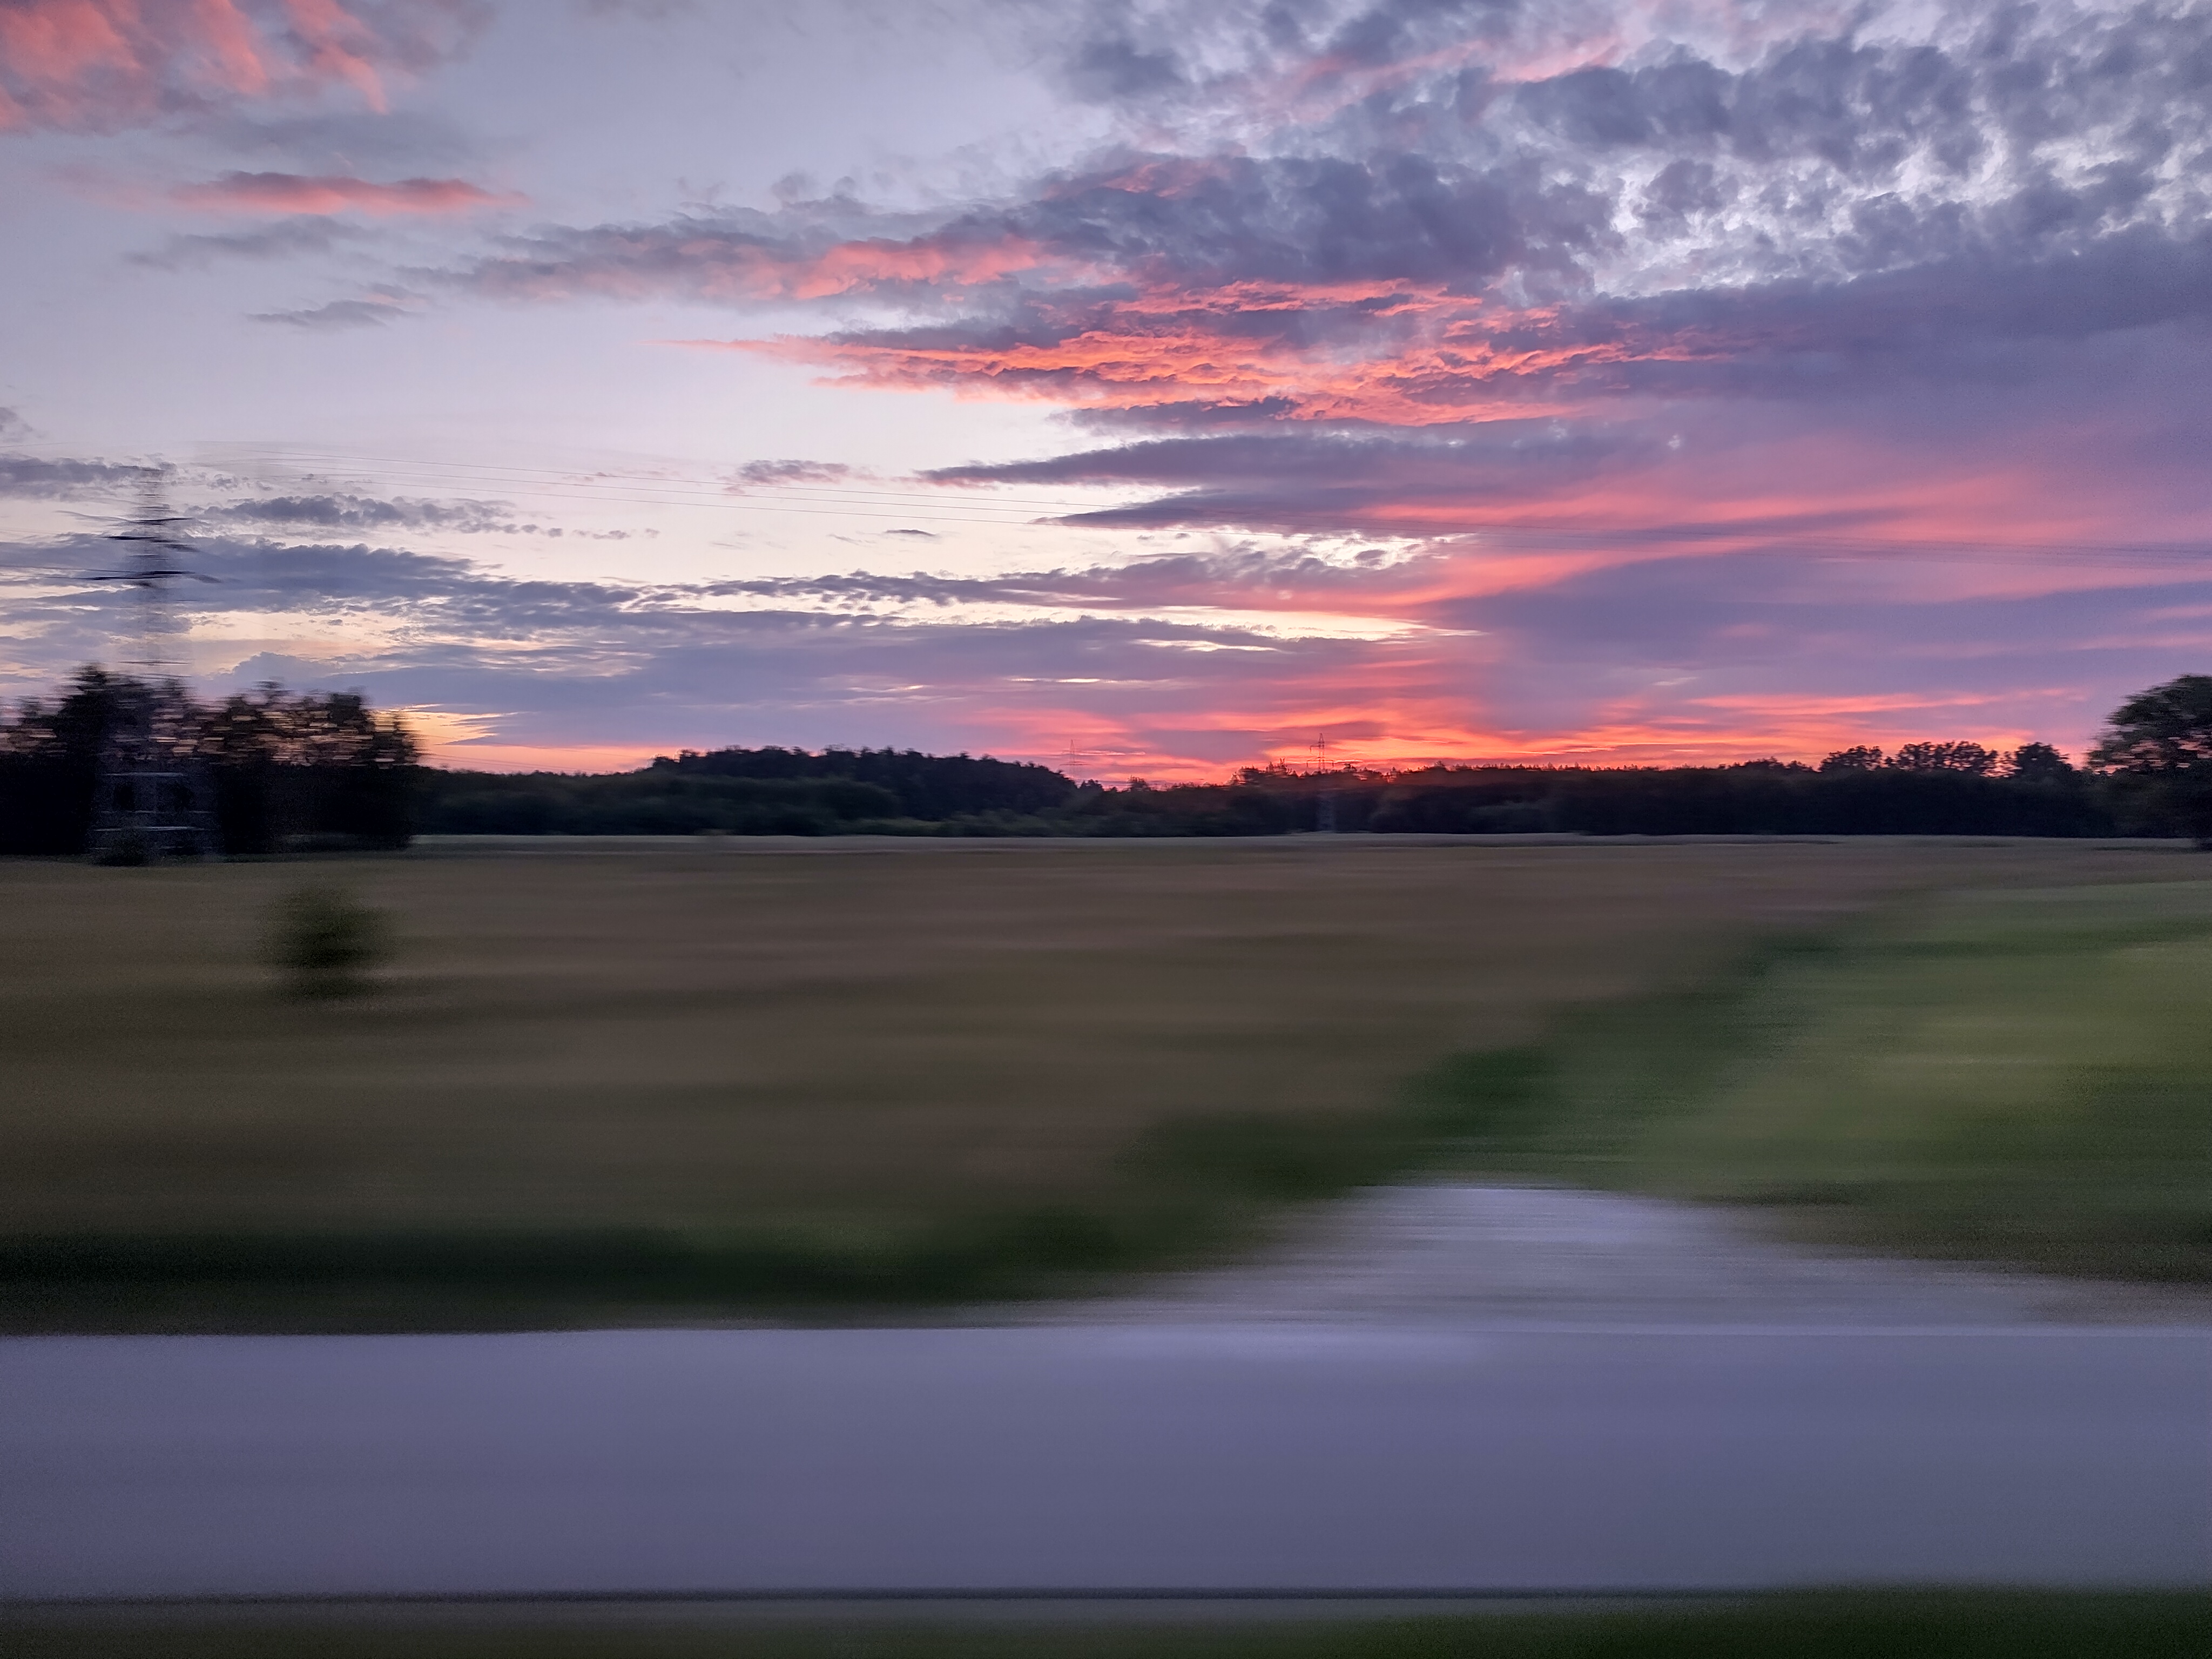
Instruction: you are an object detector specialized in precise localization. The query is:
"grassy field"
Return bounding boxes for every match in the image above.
[6,1594,2208,1658]
[1441,876,2212,1279]
[0,836,2203,1325]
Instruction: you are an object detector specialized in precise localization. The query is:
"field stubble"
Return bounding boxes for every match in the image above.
[0,836,2201,1325]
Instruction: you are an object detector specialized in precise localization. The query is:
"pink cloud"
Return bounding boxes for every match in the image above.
[464,226,1072,309]
[0,0,479,134]
[694,279,1763,429]
[173,170,521,215]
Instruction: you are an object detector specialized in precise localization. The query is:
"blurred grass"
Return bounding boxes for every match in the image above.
[0,838,2200,1326]
[5,1593,2208,1658]
[1418,879,2212,1280]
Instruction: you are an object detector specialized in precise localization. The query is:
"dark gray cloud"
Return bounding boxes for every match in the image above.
[729,458,853,486]
[251,292,416,329]
[929,420,1655,530]
[2,531,471,603]
[1042,0,1529,111]
[1064,30,1188,100]
[130,218,368,271]
[197,106,486,171]
[435,145,1610,308]
[209,494,538,535]
[1045,0,2212,227]
[1618,228,2212,381]
[0,456,160,499]
[683,543,1434,616]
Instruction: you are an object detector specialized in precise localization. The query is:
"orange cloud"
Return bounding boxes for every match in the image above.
[779,233,1059,299]
[173,171,521,215]
[702,281,1728,427]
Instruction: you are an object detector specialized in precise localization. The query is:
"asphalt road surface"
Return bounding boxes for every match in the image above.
[5,1323,2207,1600]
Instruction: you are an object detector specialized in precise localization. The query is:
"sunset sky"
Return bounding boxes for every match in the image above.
[4,0,2210,777]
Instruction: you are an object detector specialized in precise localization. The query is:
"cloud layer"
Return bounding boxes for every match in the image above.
[12,1,2212,775]
[427,1,2212,434]
[7,503,2204,777]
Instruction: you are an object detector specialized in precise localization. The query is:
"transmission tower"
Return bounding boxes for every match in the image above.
[83,476,222,862]
[1312,731,1338,833]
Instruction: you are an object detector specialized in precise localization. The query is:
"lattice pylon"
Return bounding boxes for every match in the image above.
[86,477,223,863]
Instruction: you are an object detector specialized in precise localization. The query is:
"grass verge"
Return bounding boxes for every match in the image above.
[1411,878,2212,1281]
[5,1593,2209,1658]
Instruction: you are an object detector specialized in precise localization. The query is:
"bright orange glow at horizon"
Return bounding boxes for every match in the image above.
[449,711,2085,785]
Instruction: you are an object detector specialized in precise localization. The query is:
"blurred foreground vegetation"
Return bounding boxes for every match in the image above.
[1425,879,2212,1280]
[1,840,2206,1329]
[6,1593,2208,1659]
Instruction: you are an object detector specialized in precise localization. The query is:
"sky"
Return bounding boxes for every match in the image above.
[3,0,2210,778]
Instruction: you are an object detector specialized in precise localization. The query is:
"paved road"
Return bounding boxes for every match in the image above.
[4,1325,2206,1600]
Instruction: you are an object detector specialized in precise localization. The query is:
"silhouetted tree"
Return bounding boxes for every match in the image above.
[203,685,419,851]
[2005,741,2075,781]
[1818,746,1885,772]
[2090,675,2212,844]
[643,744,1072,818]
[0,667,129,852]
[1889,741,1999,774]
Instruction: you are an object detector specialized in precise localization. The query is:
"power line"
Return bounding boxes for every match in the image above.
[207,447,1129,520]
[18,444,2208,567]
[218,455,2212,565]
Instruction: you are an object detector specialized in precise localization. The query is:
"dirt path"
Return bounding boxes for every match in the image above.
[1036,1184,2212,1327]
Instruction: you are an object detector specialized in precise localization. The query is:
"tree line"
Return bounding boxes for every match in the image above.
[1078,751,2110,839]
[416,688,2212,841]
[12,668,2212,850]
[419,745,1076,836]
[1044,709,2212,839]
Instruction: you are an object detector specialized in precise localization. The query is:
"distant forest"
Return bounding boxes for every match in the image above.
[421,745,1076,838]
[421,737,2142,840]
[9,663,2212,852]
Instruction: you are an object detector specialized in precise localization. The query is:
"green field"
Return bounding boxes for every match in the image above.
[1440,876,2212,1279]
[2,837,2206,1326]
[6,1594,2208,1659]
